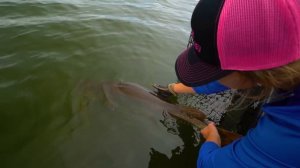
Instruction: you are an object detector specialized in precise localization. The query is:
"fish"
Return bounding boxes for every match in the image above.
[102,81,242,146]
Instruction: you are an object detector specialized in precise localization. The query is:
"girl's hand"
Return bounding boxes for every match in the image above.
[200,122,221,146]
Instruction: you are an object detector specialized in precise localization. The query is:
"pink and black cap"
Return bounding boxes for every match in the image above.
[176,0,300,87]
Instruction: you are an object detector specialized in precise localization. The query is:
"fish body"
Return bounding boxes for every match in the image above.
[101,81,242,146]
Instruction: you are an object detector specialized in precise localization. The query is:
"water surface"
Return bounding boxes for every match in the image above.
[0,1,200,168]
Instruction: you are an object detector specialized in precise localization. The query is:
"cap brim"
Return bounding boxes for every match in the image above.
[175,46,232,87]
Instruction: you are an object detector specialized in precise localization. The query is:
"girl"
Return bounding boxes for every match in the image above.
[155,0,300,167]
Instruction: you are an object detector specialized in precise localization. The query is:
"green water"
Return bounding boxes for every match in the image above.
[0,0,200,168]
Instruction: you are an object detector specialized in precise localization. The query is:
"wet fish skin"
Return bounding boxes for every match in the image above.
[102,81,242,146]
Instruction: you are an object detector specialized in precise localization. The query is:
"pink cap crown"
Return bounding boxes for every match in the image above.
[175,0,300,87]
[218,0,300,71]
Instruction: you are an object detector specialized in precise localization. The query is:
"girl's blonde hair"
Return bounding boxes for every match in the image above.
[228,60,300,114]
[239,60,300,100]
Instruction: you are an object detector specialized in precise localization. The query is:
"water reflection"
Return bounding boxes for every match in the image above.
[149,117,201,168]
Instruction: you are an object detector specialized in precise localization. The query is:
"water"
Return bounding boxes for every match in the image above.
[0,1,200,168]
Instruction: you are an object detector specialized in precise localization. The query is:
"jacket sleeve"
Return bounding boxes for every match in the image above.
[197,141,220,168]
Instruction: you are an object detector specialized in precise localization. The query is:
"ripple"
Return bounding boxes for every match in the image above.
[0,16,73,28]
[10,29,39,39]
[0,61,20,70]
[0,53,15,60]
[18,75,36,84]
[0,0,191,31]
[0,80,17,88]
[0,14,184,30]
